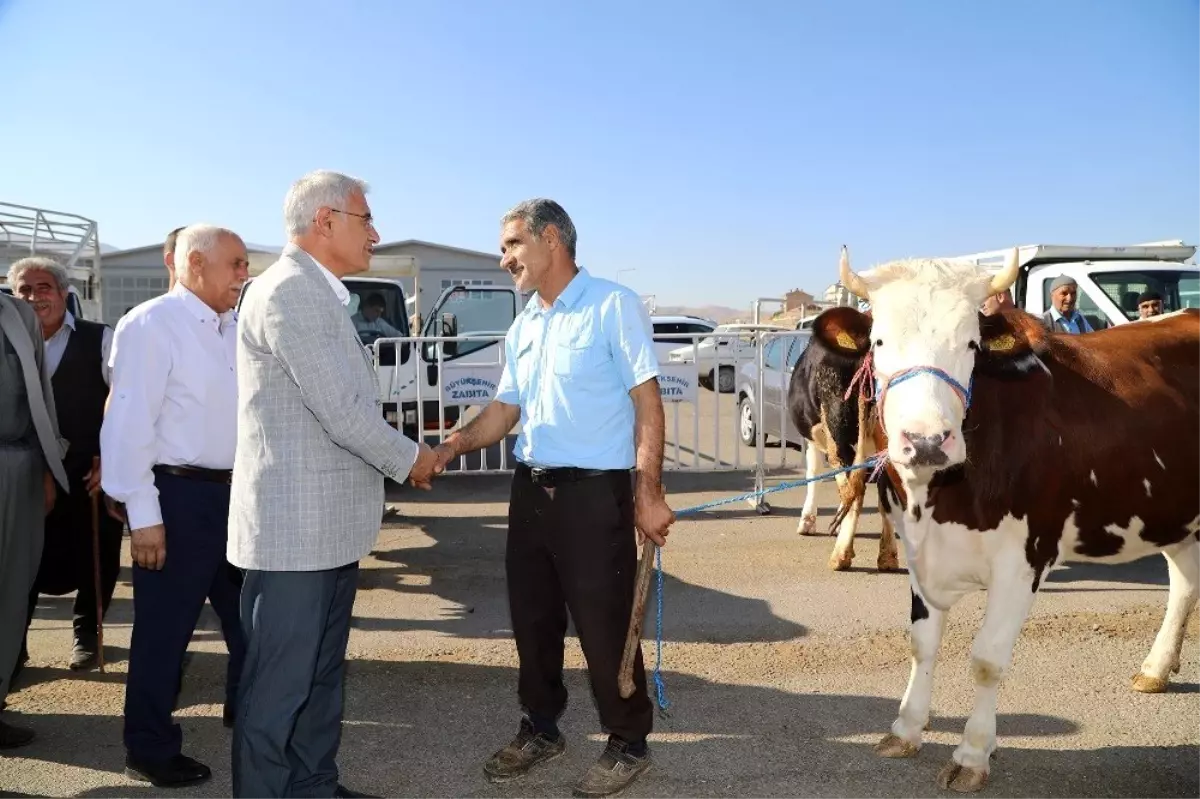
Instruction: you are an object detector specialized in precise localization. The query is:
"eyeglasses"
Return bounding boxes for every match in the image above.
[331,208,375,228]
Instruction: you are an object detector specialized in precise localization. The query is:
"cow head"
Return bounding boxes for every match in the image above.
[835,247,1021,482]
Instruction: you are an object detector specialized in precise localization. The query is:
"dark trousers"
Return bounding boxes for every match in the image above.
[123,473,245,761]
[21,458,123,656]
[507,465,652,743]
[232,563,358,798]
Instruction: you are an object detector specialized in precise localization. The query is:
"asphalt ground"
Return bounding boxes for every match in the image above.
[1,459,1196,798]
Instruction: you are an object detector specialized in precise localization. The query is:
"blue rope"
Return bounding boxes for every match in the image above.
[646,454,884,717]
[652,545,669,714]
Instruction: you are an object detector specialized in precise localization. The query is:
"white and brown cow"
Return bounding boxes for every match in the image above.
[815,247,1199,793]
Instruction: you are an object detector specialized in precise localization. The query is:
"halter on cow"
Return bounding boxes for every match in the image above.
[817,246,1199,793]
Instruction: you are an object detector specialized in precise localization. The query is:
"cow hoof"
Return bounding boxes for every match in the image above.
[829,551,854,571]
[1132,673,1169,693]
[877,553,901,571]
[937,761,989,793]
[798,516,818,535]
[874,733,919,758]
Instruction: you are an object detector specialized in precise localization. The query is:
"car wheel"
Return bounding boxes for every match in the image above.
[739,395,757,446]
[717,365,735,393]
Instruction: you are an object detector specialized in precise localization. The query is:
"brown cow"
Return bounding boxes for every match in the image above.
[816,247,1199,793]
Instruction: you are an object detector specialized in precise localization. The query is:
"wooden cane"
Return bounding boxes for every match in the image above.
[618,537,656,699]
[90,493,105,673]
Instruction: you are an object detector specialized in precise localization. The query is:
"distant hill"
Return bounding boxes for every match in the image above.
[653,304,749,324]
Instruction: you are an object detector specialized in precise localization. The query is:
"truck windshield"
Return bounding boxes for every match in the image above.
[345,283,410,345]
[1090,269,1200,321]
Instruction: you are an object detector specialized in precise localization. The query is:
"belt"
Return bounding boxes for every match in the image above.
[516,462,626,488]
[153,464,233,485]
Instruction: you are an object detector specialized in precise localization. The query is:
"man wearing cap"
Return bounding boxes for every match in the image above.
[1136,290,1164,320]
[1041,275,1095,334]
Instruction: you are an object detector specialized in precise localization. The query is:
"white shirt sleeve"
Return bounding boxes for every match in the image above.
[100,314,170,529]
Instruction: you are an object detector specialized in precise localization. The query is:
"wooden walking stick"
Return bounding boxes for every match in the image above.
[618,537,656,699]
[90,493,105,673]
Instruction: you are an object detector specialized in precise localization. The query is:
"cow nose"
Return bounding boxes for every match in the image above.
[901,430,951,466]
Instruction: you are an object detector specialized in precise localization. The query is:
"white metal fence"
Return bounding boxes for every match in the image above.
[371,329,815,487]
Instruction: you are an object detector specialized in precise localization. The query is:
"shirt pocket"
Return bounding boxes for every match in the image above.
[553,329,609,378]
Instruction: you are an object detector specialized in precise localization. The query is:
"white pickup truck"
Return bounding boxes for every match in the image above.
[949,240,1198,328]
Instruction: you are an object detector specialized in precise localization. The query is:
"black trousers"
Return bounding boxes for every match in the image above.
[123,472,246,761]
[22,455,123,654]
[507,464,652,743]
[232,563,358,798]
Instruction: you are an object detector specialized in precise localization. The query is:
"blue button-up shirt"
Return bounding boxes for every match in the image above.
[1048,306,1095,334]
[494,268,660,470]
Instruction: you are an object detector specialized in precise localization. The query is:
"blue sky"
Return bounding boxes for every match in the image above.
[1,0,1196,307]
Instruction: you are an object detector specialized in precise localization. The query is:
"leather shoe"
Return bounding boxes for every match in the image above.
[223,703,235,729]
[334,786,379,798]
[69,644,98,671]
[124,753,211,788]
[0,718,35,749]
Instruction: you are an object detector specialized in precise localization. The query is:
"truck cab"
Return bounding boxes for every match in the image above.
[952,241,1198,329]
[374,282,521,434]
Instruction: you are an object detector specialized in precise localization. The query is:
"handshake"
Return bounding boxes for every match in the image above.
[408,441,456,490]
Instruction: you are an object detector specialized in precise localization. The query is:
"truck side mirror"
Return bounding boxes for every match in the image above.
[441,313,458,358]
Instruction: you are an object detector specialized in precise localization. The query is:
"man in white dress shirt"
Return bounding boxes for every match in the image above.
[8,257,121,675]
[228,170,438,798]
[100,223,249,789]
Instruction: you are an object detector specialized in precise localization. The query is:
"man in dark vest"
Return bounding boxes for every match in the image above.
[10,257,122,673]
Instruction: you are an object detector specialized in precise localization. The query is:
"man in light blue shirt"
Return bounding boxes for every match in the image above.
[1042,275,1096,334]
[493,269,660,470]
[432,198,673,798]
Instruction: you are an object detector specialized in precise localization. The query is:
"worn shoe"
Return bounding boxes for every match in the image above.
[69,643,98,671]
[124,753,211,788]
[572,738,652,798]
[0,718,35,749]
[483,718,566,783]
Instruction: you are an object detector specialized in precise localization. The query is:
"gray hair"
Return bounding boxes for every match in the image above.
[502,198,578,260]
[7,256,70,291]
[175,224,239,277]
[284,170,370,237]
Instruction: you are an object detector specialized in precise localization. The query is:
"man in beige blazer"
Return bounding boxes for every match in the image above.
[228,170,438,798]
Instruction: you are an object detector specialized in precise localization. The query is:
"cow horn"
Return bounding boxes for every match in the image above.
[839,246,870,299]
[989,247,1021,295]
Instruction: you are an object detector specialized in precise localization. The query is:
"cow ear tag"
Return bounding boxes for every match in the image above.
[835,330,857,351]
[984,333,1017,352]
